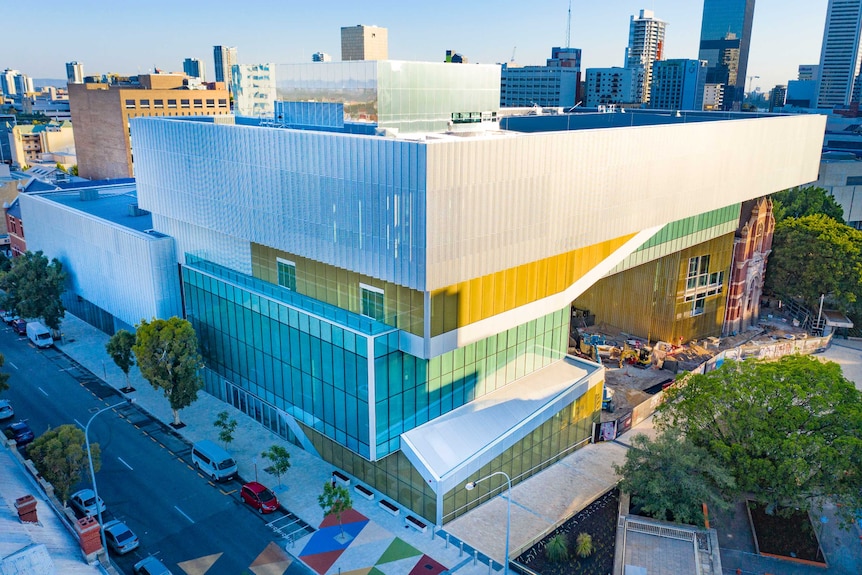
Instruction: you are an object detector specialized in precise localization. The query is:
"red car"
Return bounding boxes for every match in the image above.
[241,482,279,514]
[11,319,26,336]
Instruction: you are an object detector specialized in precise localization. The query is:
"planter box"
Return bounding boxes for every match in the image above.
[354,484,374,501]
[332,470,350,487]
[379,499,399,516]
[405,514,427,534]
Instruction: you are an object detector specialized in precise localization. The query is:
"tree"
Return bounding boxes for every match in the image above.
[575,533,594,558]
[70,165,78,176]
[772,186,844,223]
[132,317,203,427]
[318,480,353,540]
[214,411,238,447]
[659,355,862,526]
[614,428,735,526]
[0,250,66,330]
[764,214,862,314]
[261,445,291,488]
[29,425,101,503]
[106,329,136,392]
[0,353,9,394]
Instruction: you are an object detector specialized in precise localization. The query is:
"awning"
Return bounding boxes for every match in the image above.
[823,310,854,328]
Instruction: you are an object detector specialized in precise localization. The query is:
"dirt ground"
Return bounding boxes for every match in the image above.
[572,303,813,422]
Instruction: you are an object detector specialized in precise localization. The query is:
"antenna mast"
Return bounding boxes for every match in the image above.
[566,0,572,48]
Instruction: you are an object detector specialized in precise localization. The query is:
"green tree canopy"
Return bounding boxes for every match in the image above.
[106,329,136,391]
[261,444,291,487]
[132,317,203,426]
[0,250,66,330]
[764,214,862,314]
[772,186,845,223]
[0,353,9,394]
[659,355,862,526]
[214,410,238,447]
[318,480,353,539]
[29,424,101,503]
[615,428,735,526]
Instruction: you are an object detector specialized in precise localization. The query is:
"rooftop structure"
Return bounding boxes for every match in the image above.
[341,25,388,61]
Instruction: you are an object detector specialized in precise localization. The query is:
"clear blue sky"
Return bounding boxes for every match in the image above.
[6,0,826,92]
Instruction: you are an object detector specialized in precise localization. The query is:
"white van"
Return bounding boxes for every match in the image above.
[26,322,53,348]
[191,439,237,481]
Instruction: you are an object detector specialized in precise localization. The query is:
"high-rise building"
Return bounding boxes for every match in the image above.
[584,67,641,107]
[68,73,230,180]
[13,74,34,96]
[312,52,332,62]
[500,47,582,108]
[624,9,667,104]
[231,63,276,117]
[698,0,756,111]
[816,0,862,108]
[702,83,725,110]
[0,69,18,96]
[769,85,788,111]
[213,45,238,90]
[183,58,205,81]
[341,25,388,61]
[66,62,84,84]
[648,59,708,111]
[798,64,819,81]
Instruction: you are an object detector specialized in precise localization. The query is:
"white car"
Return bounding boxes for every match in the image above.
[103,520,140,554]
[0,400,13,421]
[134,556,173,575]
[69,489,106,517]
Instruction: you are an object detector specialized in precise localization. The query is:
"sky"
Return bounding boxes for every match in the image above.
[5,0,828,93]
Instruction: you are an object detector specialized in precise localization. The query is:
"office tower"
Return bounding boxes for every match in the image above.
[183,58,205,81]
[625,9,667,104]
[769,85,787,111]
[584,68,640,107]
[698,0,756,111]
[66,62,84,84]
[67,73,230,179]
[798,64,819,81]
[703,83,725,110]
[213,45,238,89]
[127,59,823,525]
[648,59,708,110]
[500,47,581,107]
[0,69,17,96]
[816,0,862,108]
[341,25,388,61]
[312,52,332,62]
[231,63,276,117]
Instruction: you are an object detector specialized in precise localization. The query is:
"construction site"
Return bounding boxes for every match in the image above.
[568,300,820,423]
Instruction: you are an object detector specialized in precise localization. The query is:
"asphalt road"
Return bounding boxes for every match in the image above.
[0,325,312,575]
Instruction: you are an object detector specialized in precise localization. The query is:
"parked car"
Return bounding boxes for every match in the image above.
[134,556,173,575]
[69,489,106,517]
[11,318,27,336]
[240,481,279,514]
[1,310,19,324]
[4,420,34,446]
[103,519,140,554]
[0,400,13,421]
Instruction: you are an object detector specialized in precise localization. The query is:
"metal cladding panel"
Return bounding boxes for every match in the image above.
[133,118,427,290]
[423,114,825,290]
[19,194,182,326]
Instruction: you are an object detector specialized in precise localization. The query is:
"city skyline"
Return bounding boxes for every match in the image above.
[5,0,826,94]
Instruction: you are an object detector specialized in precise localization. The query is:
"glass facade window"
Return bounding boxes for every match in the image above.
[360,285,385,321]
[277,258,296,290]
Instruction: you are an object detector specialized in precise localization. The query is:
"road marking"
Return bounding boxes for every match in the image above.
[117,457,134,471]
[7,361,17,370]
[74,419,84,429]
[38,387,49,397]
[220,488,237,496]
[174,505,195,523]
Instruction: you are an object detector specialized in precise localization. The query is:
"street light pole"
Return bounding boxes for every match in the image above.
[465,471,512,575]
[85,397,133,563]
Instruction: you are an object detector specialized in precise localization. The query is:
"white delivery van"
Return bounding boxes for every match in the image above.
[191,439,237,481]
[26,322,53,348]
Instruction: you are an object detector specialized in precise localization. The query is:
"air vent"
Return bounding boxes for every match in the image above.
[127,203,150,217]
[79,189,99,201]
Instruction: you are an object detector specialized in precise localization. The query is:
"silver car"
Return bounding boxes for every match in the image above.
[69,489,106,517]
[103,519,140,554]
[0,400,13,421]
[134,556,173,575]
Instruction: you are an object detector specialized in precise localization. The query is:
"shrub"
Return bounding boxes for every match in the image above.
[545,533,569,562]
[575,532,594,558]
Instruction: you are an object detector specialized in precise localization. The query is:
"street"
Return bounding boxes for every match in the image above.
[0,325,312,575]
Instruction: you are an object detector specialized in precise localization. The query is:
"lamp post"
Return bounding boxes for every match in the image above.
[85,397,133,562]
[465,471,512,575]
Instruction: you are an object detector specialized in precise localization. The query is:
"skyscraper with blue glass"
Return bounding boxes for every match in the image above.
[131,60,823,526]
[698,0,756,111]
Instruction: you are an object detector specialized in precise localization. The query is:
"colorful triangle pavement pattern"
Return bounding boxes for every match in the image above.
[297,509,449,575]
[249,541,294,575]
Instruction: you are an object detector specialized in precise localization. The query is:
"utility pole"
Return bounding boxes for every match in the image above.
[566,0,572,48]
